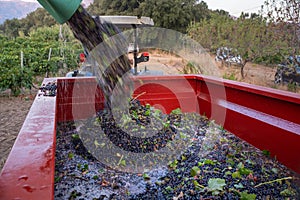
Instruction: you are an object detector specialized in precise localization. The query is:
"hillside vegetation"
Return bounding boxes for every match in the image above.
[0,0,299,95]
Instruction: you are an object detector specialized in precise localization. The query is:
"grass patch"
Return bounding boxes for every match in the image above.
[223,73,237,81]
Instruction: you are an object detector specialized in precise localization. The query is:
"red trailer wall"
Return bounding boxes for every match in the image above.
[1,75,300,200]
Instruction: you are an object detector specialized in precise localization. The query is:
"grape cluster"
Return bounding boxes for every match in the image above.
[39,81,57,96]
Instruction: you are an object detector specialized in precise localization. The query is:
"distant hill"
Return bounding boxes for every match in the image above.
[0,1,40,24]
[0,0,94,24]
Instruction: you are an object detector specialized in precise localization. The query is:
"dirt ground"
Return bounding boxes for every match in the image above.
[0,94,35,170]
[0,52,299,171]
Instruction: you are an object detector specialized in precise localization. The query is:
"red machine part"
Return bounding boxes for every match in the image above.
[0,75,299,200]
[79,53,85,62]
[142,52,149,57]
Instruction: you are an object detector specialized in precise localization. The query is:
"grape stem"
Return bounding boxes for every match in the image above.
[117,154,124,166]
[131,92,147,102]
[254,176,293,188]
[202,170,221,174]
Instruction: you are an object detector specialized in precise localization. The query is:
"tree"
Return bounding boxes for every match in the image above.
[262,0,300,58]
[1,18,22,39]
[140,0,210,33]
[187,13,234,50]
[187,11,294,78]
[88,0,210,33]
[88,0,144,15]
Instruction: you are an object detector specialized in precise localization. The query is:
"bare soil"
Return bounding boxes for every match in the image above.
[0,94,35,170]
[0,52,299,171]
[146,51,299,93]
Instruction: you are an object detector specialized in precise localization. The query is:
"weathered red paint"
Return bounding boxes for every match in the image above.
[1,75,300,200]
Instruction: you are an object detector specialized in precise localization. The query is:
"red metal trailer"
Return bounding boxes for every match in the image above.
[0,75,300,199]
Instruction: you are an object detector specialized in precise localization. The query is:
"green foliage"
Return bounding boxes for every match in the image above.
[0,18,22,38]
[168,159,178,170]
[77,163,89,172]
[188,12,298,65]
[165,185,173,193]
[88,0,210,33]
[171,108,182,115]
[192,180,205,190]
[237,162,253,176]
[0,25,83,96]
[287,82,297,93]
[262,150,271,157]
[240,191,256,200]
[0,64,32,96]
[142,173,150,180]
[182,61,201,74]
[207,178,226,195]
[68,152,74,159]
[232,171,242,179]
[280,188,296,197]
[119,159,126,167]
[198,159,216,166]
[190,166,200,176]
[72,134,80,140]
[223,73,237,81]
[231,162,253,179]
[88,0,142,16]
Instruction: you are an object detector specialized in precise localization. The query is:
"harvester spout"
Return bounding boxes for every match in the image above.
[37,0,82,24]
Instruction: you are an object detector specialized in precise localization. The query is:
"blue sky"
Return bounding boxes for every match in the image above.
[204,0,265,17]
